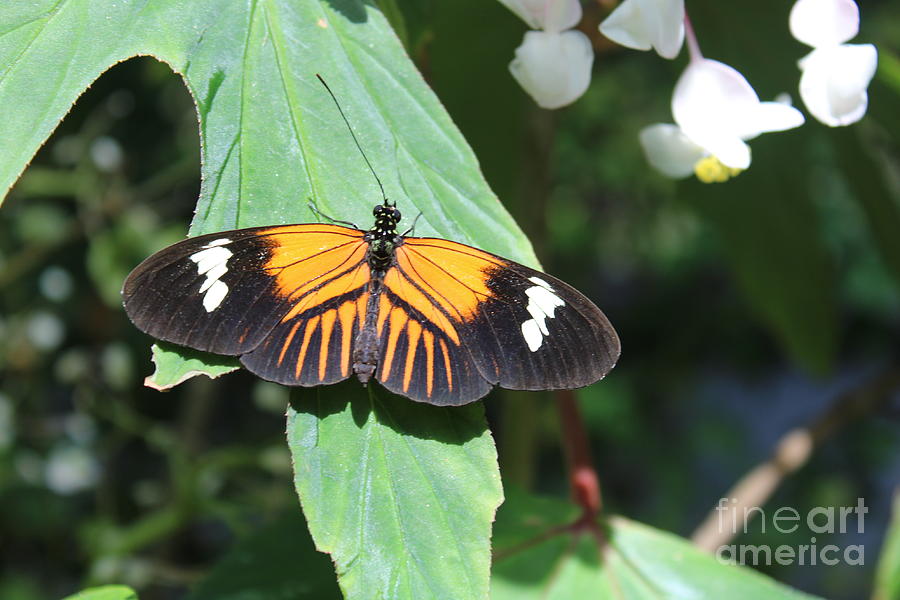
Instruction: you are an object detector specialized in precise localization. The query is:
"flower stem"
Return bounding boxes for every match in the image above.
[684,12,703,62]
[555,389,601,523]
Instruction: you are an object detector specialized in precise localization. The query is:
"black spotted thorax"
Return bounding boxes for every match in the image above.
[365,203,402,272]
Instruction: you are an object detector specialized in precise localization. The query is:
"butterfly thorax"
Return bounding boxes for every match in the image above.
[364,204,403,273]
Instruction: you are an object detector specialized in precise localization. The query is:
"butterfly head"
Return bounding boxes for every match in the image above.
[372,202,402,234]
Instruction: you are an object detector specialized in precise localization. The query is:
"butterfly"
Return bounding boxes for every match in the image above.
[122,75,619,405]
[121,199,620,406]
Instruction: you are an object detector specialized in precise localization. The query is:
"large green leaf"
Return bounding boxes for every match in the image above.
[491,489,819,599]
[0,0,538,384]
[287,382,503,600]
[61,586,137,600]
[1,2,522,598]
[188,511,341,600]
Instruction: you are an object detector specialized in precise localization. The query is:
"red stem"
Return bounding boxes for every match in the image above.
[555,389,601,525]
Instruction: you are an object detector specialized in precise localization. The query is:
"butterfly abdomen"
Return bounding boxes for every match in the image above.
[353,278,386,384]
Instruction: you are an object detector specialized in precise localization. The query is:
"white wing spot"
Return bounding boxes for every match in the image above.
[521,320,544,352]
[520,277,565,352]
[528,276,552,289]
[202,280,229,312]
[190,239,233,312]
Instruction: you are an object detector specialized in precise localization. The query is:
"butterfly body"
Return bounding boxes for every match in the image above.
[354,203,403,384]
[122,203,620,405]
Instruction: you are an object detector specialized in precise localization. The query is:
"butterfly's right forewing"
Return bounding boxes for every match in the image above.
[123,224,370,381]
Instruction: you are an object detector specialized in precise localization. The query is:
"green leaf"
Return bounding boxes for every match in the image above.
[679,131,837,374]
[492,489,819,599]
[188,511,341,600]
[143,343,239,391]
[287,381,503,600]
[831,124,900,292]
[873,491,900,600]
[0,0,538,386]
[61,586,138,600]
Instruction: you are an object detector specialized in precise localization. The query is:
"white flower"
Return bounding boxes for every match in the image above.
[509,30,594,109]
[789,0,877,126]
[599,0,685,59]
[640,124,705,178]
[641,59,805,181]
[497,0,582,32]
[499,0,593,108]
[789,0,858,49]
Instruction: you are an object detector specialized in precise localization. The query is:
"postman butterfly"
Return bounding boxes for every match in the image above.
[121,78,620,406]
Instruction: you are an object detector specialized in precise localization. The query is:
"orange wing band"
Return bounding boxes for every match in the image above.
[261,225,370,322]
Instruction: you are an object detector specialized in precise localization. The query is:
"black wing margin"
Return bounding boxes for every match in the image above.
[464,262,620,392]
[122,227,291,356]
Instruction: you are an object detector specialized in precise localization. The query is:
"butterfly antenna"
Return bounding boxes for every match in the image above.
[315,74,391,207]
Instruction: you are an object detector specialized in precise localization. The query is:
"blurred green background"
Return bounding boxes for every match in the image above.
[1,0,898,598]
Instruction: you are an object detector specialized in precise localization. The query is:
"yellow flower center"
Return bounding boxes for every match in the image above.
[693,156,743,183]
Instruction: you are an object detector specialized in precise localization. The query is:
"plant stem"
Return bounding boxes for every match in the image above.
[556,389,601,524]
[684,13,703,63]
[691,367,900,551]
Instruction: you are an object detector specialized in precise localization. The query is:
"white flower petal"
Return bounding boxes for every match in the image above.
[497,0,582,32]
[799,43,877,126]
[789,0,859,49]
[639,123,705,178]
[542,0,582,32]
[672,59,806,144]
[672,59,760,137]
[668,58,803,169]
[599,0,685,59]
[652,0,686,59]
[600,0,652,51]
[694,133,752,170]
[497,0,540,28]
[509,30,594,109]
[739,102,806,140]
